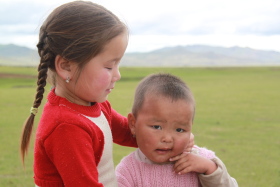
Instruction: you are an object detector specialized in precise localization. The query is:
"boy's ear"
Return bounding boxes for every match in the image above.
[128,113,136,135]
[55,55,73,80]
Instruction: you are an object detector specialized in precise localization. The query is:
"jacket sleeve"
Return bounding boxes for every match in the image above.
[198,157,238,187]
[101,101,137,147]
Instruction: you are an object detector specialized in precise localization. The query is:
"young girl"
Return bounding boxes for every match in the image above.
[116,73,238,187]
[20,1,137,186]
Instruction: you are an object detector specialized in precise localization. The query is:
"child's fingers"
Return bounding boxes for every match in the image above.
[172,153,191,173]
[189,133,195,146]
[176,167,192,175]
[169,152,189,162]
[173,161,192,174]
[184,146,192,153]
[169,155,180,162]
[183,134,194,153]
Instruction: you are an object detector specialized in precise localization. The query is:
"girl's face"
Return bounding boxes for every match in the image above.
[129,95,193,164]
[65,33,128,105]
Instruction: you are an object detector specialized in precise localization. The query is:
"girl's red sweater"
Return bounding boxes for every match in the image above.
[34,89,137,187]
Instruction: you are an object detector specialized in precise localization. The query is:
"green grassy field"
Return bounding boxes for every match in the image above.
[0,66,279,186]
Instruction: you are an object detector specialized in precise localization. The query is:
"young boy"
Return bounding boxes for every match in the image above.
[115,73,238,187]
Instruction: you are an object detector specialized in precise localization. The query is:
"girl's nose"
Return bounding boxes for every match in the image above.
[113,68,121,82]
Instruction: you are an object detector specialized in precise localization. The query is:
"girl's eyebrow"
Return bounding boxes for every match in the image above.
[107,57,121,63]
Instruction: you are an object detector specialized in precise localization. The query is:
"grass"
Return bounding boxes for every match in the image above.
[0,66,279,186]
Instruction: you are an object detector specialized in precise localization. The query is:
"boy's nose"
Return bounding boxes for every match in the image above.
[161,133,173,143]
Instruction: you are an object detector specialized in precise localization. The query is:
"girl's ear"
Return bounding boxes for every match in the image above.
[55,55,73,80]
[128,113,136,135]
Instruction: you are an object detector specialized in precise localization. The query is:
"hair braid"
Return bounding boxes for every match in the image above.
[21,34,54,162]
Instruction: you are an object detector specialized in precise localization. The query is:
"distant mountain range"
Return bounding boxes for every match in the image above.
[1,44,280,67]
[0,44,39,66]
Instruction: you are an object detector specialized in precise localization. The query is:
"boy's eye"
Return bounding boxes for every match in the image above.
[152,125,162,130]
[176,128,185,133]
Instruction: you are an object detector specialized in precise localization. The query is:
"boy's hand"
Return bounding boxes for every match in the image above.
[170,152,217,175]
[184,133,194,153]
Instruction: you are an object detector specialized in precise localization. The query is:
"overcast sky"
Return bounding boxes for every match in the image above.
[0,0,280,52]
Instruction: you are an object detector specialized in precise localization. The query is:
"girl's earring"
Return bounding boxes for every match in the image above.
[65,77,70,83]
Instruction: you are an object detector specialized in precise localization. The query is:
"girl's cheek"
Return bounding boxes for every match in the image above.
[96,72,110,84]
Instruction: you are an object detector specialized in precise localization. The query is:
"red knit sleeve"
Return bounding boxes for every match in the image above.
[43,123,104,187]
[101,101,137,147]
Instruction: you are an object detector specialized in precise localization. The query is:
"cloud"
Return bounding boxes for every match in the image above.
[0,0,280,52]
[236,10,280,36]
[0,1,46,25]
[0,24,38,35]
[0,1,49,38]
[122,0,280,36]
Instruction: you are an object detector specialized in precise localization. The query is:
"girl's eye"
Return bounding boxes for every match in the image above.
[152,125,162,130]
[106,67,113,70]
[176,128,185,133]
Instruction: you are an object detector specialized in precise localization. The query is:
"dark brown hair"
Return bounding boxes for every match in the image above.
[132,73,195,117]
[21,0,127,161]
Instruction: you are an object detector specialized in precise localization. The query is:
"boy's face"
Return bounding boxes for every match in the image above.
[128,94,193,164]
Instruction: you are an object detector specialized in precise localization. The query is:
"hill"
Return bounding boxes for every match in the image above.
[0,44,280,67]
[121,45,280,67]
[0,44,39,66]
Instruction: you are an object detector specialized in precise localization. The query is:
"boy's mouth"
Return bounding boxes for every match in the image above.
[155,148,172,154]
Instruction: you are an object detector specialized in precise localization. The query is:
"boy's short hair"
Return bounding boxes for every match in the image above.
[132,73,195,117]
